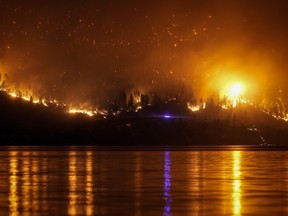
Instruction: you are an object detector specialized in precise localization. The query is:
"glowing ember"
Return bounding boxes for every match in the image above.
[1,86,107,118]
[22,96,31,102]
[187,103,202,112]
[9,92,17,98]
[135,105,143,112]
[42,100,49,107]
[32,99,40,104]
[68,109,95,117]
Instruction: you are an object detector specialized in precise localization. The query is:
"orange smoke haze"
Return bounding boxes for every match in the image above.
[0,0,287,108]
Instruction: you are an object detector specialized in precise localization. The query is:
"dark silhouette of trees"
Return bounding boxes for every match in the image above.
[127,93,134,110]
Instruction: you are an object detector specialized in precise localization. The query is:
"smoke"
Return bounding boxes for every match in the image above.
[0,0,288,106]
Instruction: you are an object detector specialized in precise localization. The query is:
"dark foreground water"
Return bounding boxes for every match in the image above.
[1,147,288,215]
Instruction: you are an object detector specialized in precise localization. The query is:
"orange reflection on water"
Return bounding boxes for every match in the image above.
[41,158,48,213]
[68,151,78,215]
[9,151,19,216]
[188,152,200,216]
[134,152,142,216]
[232,151,242,216]
[86,151,94,215]
[21,152,31,213]
[32,152,40,212]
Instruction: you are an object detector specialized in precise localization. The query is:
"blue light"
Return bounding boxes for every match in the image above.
[164,114,171,119]
[163,151,172,215]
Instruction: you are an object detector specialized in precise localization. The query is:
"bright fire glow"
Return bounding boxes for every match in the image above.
[228,83,244,99]
[0,73,107,118]
[222,82,245,108]
[68,109,95,117]
[1,87,108,118]
[187,103,204,112]
[9,92,17,98]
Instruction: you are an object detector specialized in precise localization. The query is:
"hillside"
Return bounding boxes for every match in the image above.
[0,90,288,146]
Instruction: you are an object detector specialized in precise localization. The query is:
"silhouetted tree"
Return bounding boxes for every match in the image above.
[127,93,134,110]
[141,94,149,106]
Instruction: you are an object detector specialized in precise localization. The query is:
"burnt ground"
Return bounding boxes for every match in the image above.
[0,91,288,146]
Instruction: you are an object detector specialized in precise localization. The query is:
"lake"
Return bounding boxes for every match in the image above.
[0,147,287,215]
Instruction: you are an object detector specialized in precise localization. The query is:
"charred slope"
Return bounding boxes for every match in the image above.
[0,90,287,146]
[0,91,97,145]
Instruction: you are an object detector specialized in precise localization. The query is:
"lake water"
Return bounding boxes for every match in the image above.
[1,147,288,215]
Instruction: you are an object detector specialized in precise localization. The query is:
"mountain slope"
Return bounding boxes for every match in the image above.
[0,90,288,146]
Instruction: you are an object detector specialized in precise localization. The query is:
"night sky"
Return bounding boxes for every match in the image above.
[1,0,288,105]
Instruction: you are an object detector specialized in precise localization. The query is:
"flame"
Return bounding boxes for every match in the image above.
[219,82,245,108]
[0,72,108,118]
[42,100,49,107]
[187,103,202,112]
[4,71,288,123]
[228,83,244,99]
[68,106,108,117]
[226,83,244,108]
[135,105,142,112]
[68,108,95,117]
[9,92,17,98]
[1,86,107,118]
[5,89,43,104]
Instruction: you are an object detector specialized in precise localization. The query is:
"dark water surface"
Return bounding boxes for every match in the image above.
[1,147,288,215]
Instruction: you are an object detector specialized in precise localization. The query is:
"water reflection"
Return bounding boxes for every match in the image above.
[32,152,40,212]
[2,148,288,215]
[188,152,200,215]
[232,151,242,216]
[41,157,48,213]
[163,151,172,216]
[21,151,31,214]
[9,151,19,216]
[68,151,78,215]
[85,151,94,215]
[134,152,142,216]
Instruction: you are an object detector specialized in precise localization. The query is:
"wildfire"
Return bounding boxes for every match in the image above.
[222,82,245,108]
[187,103,205,112]
[68,108,95,117]
[1,86,107,118]
[68,106,108,117]
[9,92,17,98]
[228,83,244,99]
[6,89,41,104]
